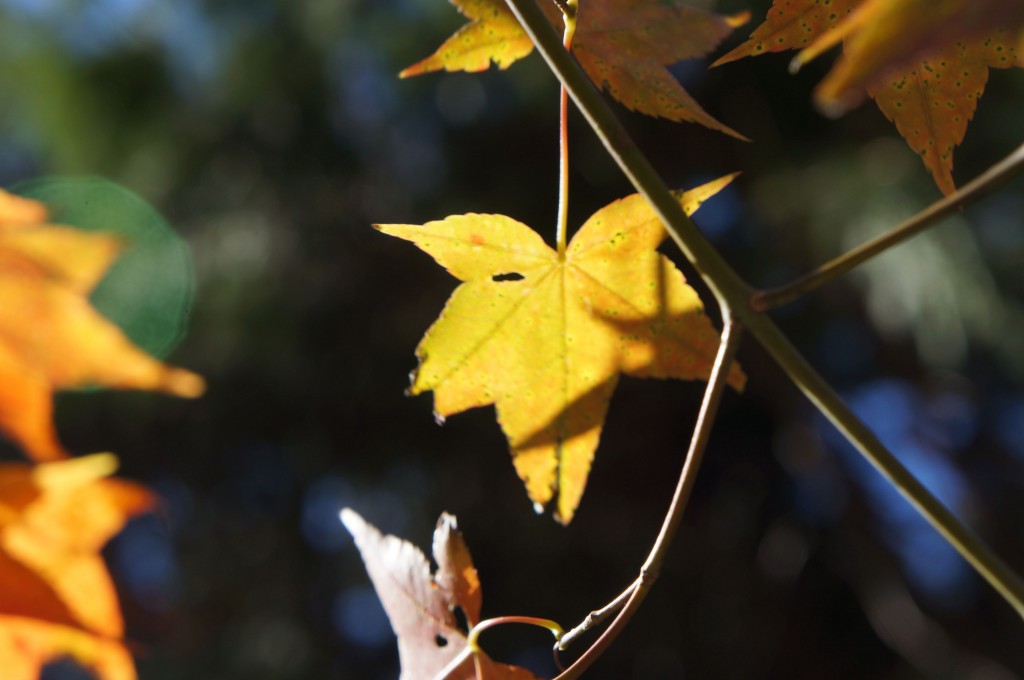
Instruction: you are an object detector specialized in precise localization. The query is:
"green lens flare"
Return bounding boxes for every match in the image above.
[13,176,196,360]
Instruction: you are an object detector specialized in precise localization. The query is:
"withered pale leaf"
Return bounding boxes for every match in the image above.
[342,509,538,680]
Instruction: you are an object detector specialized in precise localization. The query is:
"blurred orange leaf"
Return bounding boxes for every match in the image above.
[0,189,205,461]
[0,616,136,680]
[377,177,744,523]
[0,454,152,679]
[402,0,748,135]
[342,509,539,680]
[715,0,1024,195]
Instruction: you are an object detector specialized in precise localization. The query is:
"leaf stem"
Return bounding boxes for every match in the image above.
[751,141,1024,311]
[550,0,574,17]
[503,0,1024,652]
[556,1,578,258]
[468,615,565,651]
[553,320,743,679]
[432,616,565,680]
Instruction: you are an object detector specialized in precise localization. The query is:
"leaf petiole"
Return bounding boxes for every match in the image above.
[430,618,565,680]
[468,615,565,653]
[556,0,578,258]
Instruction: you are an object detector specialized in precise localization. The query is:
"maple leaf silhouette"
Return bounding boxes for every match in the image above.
[377,177,744,523]
[0,189,205,461]
[342,509,539,680]
[403,0,748,136]
[714,0,1024,195]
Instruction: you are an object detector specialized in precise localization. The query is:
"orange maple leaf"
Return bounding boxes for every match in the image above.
[0,616,136,680]
[793,0,1024,107]
[342,509,539,680]
[0,189,205,461]
[714,0,1024,195]
[377,177,744,523]
[402,0,748,136]
[0,454,152,680]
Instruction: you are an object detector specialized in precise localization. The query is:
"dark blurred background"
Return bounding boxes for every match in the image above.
[1,0,1023,678]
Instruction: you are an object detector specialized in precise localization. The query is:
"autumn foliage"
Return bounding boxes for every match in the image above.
[343,510,541,679]
[354,0,1024,677]
[403,0,750,134]
[0,454,150,679]
[715,0,1024,194]
[378,177,744,522]
[0,0,1022,677]
[0,190,204,462]
[0,188,204,677]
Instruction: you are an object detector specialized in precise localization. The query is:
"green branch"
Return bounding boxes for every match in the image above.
[753,141,1024,310]
[501,0,1024,657]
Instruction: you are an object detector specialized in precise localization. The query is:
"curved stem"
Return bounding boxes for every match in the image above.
[752,141,1024,311]
[553,320,743,679]
[433,616,565,680]
[556,1,578,257]
[468,616,565,651]
[503,0,1024,642]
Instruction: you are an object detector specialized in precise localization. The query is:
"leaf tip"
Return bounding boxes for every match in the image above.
[165,369,206,398]
[340,507,363,536]
[32,452,120,491]
[788,53,806,75]
[813,88,860,118]
[725,10,750,29]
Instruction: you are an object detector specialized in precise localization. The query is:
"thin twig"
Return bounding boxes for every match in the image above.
[553,320,744,679]
[752,141,1024,311]
[557,576,640,650]
[503,0,1024,637]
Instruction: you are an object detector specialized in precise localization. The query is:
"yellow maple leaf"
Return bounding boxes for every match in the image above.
[0,189,205,461]
[400,0,538,75]
[377,177,744,523]
[402,0,748,136]
[0,454,150,679]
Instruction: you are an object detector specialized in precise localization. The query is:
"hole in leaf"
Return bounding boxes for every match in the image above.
[435,634,449,648]
[452,605,469,634]
[492,272,524,282]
